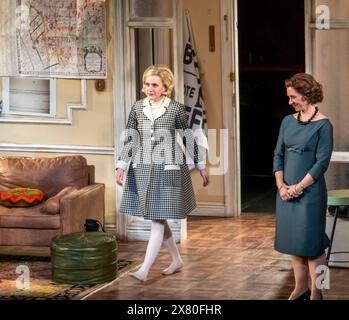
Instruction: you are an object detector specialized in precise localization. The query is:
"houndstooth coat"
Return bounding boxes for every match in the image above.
[116,97,204,220]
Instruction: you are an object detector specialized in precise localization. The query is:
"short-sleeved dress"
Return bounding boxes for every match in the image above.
[273,115,333,257]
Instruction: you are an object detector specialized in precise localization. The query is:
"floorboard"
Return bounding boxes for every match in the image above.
[86,214,349,300]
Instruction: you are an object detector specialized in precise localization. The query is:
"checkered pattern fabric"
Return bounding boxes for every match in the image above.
[117,99,201,220]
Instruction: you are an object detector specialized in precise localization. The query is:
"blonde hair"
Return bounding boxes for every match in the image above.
[142,64,174,98]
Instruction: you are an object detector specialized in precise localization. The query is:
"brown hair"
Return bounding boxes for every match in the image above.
[285,73,323,104]
[142,64,174,98]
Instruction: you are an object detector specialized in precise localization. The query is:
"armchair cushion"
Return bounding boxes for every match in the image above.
[41,186,78,215]
[0,188,45,208]
[0,204,60,229]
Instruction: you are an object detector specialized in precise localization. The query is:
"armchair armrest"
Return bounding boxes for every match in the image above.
[60,183,105,234]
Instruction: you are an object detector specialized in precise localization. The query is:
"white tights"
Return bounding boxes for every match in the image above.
[162,221,184,275]
[129,220,183,281]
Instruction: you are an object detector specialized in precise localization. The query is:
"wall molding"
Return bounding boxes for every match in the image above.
[0,143,114,155]
[105,224,117,234]
[0,80,87,124]
[310,19,349,29]
[1,148,344,162]
[331,152,349,162]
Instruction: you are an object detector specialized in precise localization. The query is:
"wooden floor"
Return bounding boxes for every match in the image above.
[1,213,347,300]
[85,213,349,300]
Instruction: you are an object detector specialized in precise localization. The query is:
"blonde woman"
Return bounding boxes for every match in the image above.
[116,65,209,281]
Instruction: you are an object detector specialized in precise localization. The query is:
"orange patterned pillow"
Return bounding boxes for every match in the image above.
[0,188,45,208]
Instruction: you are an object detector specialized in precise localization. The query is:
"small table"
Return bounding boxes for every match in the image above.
[327,189,349,266]
[51,232,117,285]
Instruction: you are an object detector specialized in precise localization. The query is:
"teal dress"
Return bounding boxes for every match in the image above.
[273,115,333,257]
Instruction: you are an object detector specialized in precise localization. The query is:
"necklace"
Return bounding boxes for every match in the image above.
[149,97,165,119]
[149,97,165,106]
[297,106,319,125]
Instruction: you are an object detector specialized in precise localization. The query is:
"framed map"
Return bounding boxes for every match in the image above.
[15,0,107,78]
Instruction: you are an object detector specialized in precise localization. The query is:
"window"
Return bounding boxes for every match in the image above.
[130,0,173,19]
[134,28,173,100]
[2,77,56,117]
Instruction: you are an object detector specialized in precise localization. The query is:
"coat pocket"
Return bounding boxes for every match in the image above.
[163,166,181,187]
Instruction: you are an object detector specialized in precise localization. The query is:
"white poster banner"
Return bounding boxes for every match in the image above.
[183,11,208,169]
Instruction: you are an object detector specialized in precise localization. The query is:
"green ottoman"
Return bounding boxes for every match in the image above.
[51,232,117,285]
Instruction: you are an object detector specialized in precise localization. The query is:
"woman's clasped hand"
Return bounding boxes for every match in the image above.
[279,184,303,201]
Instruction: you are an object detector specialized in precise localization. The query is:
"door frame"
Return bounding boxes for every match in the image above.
[113,0,241,240]
[112,0,186,240]
[113,0,128,239]
[220,0,240,217]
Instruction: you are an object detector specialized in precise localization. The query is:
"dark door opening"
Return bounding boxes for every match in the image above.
[238,0,305,213]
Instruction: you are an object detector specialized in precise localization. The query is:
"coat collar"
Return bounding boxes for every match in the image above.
[143,97,171,122]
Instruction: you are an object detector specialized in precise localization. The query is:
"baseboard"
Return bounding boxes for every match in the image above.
[127,219,182,242]
[190,202,225,217]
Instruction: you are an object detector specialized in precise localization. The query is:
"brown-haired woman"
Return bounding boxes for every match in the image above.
[116,64,209,282]
[273,73,333,300]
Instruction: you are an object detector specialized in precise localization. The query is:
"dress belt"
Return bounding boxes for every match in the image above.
[287,147,304,154]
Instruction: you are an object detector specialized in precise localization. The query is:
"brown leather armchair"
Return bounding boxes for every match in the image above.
[0,155,105,247]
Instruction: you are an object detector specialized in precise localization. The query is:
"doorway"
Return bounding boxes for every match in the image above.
[237,0,305,213]
[114,0,186,240]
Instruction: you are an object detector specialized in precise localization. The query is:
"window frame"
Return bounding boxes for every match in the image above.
[2,77,57,117]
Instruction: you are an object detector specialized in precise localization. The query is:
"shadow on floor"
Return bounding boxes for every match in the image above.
[242,175,276,213]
